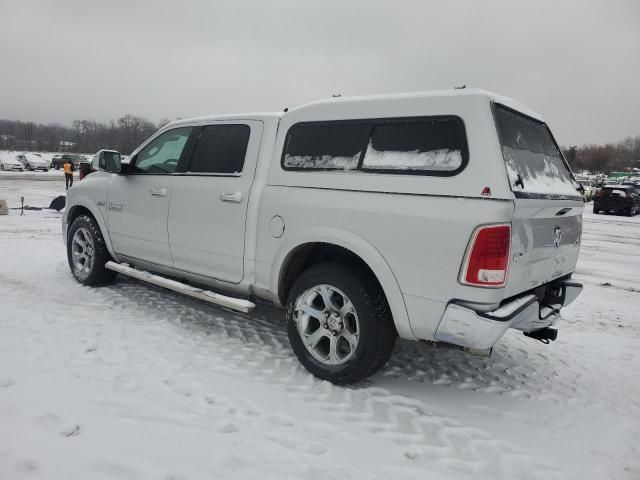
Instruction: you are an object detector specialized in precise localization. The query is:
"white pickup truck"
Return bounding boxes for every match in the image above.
[63,89,584,384]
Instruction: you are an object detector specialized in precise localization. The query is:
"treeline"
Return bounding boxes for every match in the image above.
[562,135,640,174]
[0,115,171,155]
[1,115,639,173]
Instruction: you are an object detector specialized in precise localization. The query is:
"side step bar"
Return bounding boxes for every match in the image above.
[105,261,256,313]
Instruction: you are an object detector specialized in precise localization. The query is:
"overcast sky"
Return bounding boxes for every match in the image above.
[1,0,638,146]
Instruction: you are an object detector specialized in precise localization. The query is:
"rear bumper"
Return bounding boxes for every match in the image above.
[594,201,634,211]
[434,280,582,350]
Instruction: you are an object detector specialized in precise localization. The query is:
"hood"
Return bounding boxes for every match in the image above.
[1,156,22,165]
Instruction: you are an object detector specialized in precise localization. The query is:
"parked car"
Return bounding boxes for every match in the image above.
[0,153,25,171]
[577,180,595,201]
[51,154,84,170]
[593,185,640,216]
[62,89,584,384]
[622,181,640,193]
[16,153,50,171]
[78,161,92,180]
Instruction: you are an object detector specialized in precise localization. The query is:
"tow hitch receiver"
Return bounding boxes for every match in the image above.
[524,327,558,344]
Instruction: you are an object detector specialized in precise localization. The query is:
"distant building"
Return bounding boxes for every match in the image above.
[59,141,76,151]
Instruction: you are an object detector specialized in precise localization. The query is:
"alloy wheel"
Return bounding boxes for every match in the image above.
[293,284,360,365]
[71,227,95,280]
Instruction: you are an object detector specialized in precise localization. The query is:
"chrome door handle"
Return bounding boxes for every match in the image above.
[220,191,243,203]
[149,187,167,197]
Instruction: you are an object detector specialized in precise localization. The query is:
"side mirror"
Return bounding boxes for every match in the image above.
[98,151,122,174]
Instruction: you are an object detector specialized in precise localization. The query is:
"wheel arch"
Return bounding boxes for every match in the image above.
[272,228,415,340]
[65,199,118,260]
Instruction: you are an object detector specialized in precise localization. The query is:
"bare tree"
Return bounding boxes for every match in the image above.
[0,115,164,154]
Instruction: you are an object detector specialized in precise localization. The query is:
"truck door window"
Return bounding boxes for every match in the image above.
[133,127,193,174]
[187,124,250,174]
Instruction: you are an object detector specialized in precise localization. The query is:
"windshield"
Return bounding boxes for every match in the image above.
[494,104,579,199]
[603,188,629,197]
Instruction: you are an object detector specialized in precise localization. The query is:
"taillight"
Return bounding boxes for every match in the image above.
[460,224,511,288]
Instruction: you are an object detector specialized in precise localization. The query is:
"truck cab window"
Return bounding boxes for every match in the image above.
[187,124,250,174]
[133,127,193,174]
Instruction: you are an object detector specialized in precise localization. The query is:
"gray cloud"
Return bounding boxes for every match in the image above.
[1,0,639,145]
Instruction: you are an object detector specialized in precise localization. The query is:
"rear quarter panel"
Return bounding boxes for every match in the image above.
[257,94,521,340]
[255,186,514,340]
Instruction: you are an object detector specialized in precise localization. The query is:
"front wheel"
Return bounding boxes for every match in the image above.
[286,263,396,384]
[67,215,117,286]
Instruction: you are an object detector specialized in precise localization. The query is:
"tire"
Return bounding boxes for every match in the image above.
[627,207,633,217]
[67,214,117,286]
[593,207,599,214]
[0,164,4,171]
[286,263,396,384]
[55,163,60,170]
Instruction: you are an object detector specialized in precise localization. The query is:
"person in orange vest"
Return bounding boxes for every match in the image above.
[63,158,74,190]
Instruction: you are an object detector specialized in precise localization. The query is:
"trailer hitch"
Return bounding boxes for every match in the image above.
[524,327,558,344]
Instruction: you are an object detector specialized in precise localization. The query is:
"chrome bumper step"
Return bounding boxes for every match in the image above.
[105,261,256,313]
[434,281,583,350]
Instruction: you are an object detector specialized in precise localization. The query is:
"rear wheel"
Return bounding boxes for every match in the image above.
[593,206,599,214]
[627,207,634,217]
[67,215,117,286]
[286,263,396,384]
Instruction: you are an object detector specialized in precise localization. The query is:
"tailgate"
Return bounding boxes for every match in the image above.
[506,199,582,298]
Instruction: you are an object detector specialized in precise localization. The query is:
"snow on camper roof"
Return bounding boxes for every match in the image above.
[162,89,542,130]
[287,89,544,123]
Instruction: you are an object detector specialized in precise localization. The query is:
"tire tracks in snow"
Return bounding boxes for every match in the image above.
[67,278,565,480]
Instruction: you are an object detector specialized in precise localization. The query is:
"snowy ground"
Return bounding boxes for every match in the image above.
[0,171,79,181]
[0,179,639,480]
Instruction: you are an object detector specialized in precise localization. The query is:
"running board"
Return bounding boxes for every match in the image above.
[105,261,256,313]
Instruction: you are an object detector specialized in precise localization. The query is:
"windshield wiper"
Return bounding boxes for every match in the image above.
[513,173,525,189]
